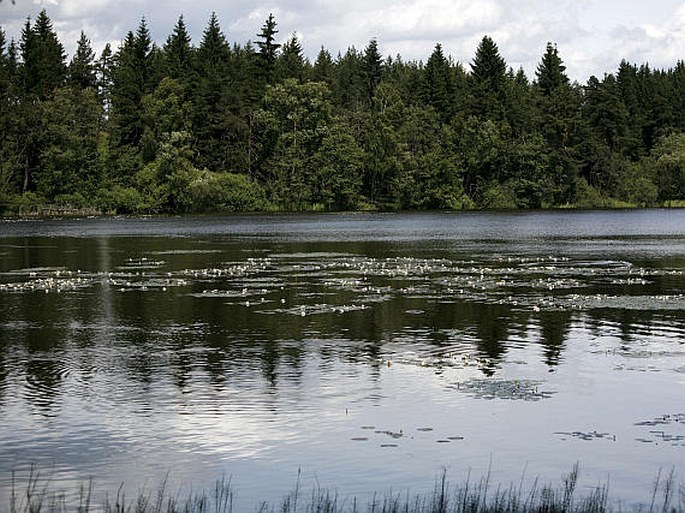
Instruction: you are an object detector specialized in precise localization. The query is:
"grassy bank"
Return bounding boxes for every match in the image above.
[6,466,684,513]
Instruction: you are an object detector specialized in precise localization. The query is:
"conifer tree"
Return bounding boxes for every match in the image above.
[470,35,507,119]
[20,10,66,100]
[68,31,97,90]
[361,38,383,104]
[191,12,247,172]
[535,43,568,96]
[96,43,114,113]
[277,33,305,82]
[313,46,334,85]
[334,47,364,110]
[256,13,280,84]
[164,15,193,81]
[421,43,455,121]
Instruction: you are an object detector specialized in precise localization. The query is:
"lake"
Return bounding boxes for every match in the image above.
[1,210,684,510]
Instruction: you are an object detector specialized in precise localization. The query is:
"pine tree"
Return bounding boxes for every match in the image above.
[68,31,97,90]
[256,13,280,84]
[535,43,568,96]
[0,29,20,197]
[277,33,305,82]
[191,13,247,172]
[470,35,507,119]
[421,43,455,121]
[313,47,334,85]
[334,47,364,110]
[20,10,66,100]
[164,15,193,80]
[108,19,159,176]
[96,43,114,114]
[361,38,383,104]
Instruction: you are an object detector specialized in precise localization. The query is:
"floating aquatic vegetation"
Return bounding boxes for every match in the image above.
[375,430,404,439]
[634,415,685,446]
[189,287,269,299]
[634,413,685,427]
[108,277,188,291]
[554,431,616,441]
[118,257,166,270]
[0,267,96,293]
[448,378,554,401]
[272,303,370,317]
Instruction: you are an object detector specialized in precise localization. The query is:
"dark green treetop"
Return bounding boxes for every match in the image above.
[536,43,568,96]
[421,43,455,121]
[256,13,280,83]
[163,15,193,80]
[20,10,66,99]
[68,31,97,90]
[470,35,507,119]
[361,38,383,103]
[277,33,306,82]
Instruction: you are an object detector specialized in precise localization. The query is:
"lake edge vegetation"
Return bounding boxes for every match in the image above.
[7,465,685,513]
[2,12,685,215]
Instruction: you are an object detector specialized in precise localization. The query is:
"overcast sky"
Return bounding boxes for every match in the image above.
[2,0,685,82]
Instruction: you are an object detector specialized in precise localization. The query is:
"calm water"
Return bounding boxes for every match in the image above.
[1,211,684,509]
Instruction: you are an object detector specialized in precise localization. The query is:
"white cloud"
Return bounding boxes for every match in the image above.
[1,0,685,81]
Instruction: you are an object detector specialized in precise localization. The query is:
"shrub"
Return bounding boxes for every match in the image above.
[186,171,269,213]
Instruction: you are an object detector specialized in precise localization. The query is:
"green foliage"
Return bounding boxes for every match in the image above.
[480,181,518,209]
[650,131,685,200]
[255,79,334,209]
[5,11,685,216]
[186,171,268,212]
[133,131,198,212]
[310,119,365,210]
[68,31,97,90]
[38,87,103,199]
[256,13,280,84]
[536,43,568,96]
[470,36,507,119]
[95,184,144,214]
[421,44,455,122]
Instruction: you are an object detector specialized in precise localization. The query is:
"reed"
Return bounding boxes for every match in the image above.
[5,466,684,513]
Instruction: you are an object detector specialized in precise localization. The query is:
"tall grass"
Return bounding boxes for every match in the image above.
[5,465,684,513]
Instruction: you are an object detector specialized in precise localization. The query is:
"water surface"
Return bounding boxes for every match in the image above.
[1,211,684,508]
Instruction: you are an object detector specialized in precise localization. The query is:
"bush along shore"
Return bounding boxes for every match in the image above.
[6,466,685,513]
[3,12,685,215]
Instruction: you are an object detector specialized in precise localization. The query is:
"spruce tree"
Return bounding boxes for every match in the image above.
[68,31,97,90]
[313,46,334,85]
[256,13,280,84]
[276,33,305,82]
[108,19,159,176]
[334,47,364,110]
[535,43,568,96]
[470,35,507,119]
[421,43,455,121]
[97,43,114,114]
[164,15,193,81]
[20,10,66,100]
[361,38,383,104]
[191,12,247,172]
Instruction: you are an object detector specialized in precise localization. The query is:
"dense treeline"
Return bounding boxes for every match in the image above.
[2,11,685,214]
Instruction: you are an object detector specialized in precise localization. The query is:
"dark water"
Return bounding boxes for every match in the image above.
[1,211,684,508]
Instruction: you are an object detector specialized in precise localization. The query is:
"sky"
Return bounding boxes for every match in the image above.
[2,0,685,82]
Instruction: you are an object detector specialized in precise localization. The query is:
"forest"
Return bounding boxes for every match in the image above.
[1,10,685,214]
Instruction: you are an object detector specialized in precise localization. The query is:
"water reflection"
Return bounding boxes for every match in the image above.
[2,232,685,402]
[0,212,684,506]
